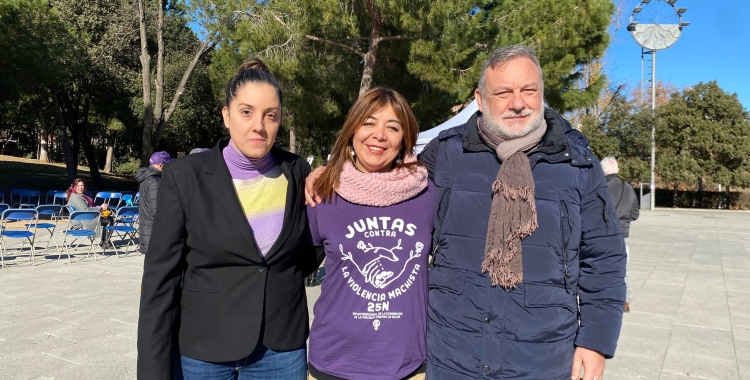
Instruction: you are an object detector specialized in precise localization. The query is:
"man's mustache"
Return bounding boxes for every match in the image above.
[500,109,534,119]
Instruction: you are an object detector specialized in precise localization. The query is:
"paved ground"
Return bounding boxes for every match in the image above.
[0,209,748,380]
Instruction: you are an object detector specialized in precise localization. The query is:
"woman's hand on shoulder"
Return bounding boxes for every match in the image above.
[304,166,325,207]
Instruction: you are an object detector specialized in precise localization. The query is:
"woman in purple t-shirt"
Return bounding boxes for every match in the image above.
[307,87,435,380]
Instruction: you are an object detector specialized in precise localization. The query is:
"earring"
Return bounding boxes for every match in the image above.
[395,153,402,165]
[350,145,356,157]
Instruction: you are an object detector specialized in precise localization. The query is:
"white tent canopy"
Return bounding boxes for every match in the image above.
[415,100,478,153]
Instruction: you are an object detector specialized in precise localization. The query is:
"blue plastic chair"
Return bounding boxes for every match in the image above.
[0,208,39,267]
[18,190,41,208]
[104,206,139,257]
[27,205,64,250]
[9,188,26,207]
[0,203,9,215]
[94,192,123,208]
[58,211,101,263]
[53,192,68,205]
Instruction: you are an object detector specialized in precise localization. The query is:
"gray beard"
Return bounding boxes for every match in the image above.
[481,109,545,140]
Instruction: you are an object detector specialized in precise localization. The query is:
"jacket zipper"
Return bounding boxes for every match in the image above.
[560,201,571,291]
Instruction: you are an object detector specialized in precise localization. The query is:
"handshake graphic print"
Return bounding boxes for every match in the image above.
[339,239,423,289]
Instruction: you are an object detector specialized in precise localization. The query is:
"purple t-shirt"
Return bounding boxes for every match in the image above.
[307,183,434,380]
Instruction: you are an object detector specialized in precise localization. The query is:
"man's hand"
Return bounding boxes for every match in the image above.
[304,166,326,207]
[571,346,605,380]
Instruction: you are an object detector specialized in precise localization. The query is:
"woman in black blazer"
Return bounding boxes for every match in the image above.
[137,59,322,380]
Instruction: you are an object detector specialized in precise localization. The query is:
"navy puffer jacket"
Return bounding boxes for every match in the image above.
[419,109,626,379]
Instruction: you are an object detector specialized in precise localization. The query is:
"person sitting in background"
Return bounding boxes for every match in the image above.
[65,178,114,248]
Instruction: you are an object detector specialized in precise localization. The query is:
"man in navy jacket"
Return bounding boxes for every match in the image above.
[419,45,626,380]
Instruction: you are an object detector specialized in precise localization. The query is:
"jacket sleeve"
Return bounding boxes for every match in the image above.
[146,175,161,218]
[575,160,627,358]
[418,137,440,180]
[137,165,187,379]
[629,185,640,221]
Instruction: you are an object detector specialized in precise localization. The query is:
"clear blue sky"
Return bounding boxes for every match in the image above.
[604,0,750,110]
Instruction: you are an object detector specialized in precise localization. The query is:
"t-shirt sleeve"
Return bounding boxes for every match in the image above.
[307,204,323,246]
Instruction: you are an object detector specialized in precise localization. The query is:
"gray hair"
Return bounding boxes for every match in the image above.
[600,156,619,175]
[477,45,544,97]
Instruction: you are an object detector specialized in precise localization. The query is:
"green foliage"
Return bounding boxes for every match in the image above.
[214,0,615,160]
[114,157,141,177]
[657,81,750,189]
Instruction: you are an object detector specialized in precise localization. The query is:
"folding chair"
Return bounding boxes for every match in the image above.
[0,208,39,267]
[0,191,4,204]
[53,192,68,205]
[134,192,140,205]
[94,192,123,208]
[45,190,57,204]
[0,203,9,214]
[18,190,41,208]
[58,211,101,263]
[28,205,64,250]
[10,188,26,207]
[104,206,139,257]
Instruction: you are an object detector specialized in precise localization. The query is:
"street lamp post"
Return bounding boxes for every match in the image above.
[627,0,689,210]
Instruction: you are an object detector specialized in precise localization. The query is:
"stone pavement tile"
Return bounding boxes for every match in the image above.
[41,317,136,343]
[733,321,750,341]
[32,357,138,380]
[633,294,681,316]
[662,353,738,380]
[638,282,684,299]
[613,323,671,358]
[648,271,688,285]
[0,303,78,325]
[686,274,729,288]
[605,352,662,380]
[723,268,750,280]
[675,313,732,331]
[690,265,725,275]
[683,283,727,297]
[659,370,716,380]
[0,316,80,342]
[725,278,750,292]
[41,334,136,366]
[623,311,675,330]
[678,297,731,318]
[655,264,691,274]
[736,338,750,380]
[728,292,750,315]
[665,324,736,359]
[0,349,80,380]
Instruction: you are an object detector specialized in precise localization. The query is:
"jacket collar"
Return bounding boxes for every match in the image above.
[462,108,573,166]
[203,138,297,263]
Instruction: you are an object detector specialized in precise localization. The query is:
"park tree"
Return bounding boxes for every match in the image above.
[657,81,750,197]
[135,0,233,165]
[218,0,616,160]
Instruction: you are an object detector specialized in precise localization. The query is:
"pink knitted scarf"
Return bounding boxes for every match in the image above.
[336,153,428,207]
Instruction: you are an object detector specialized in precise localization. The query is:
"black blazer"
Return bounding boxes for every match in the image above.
[137,139,322,379]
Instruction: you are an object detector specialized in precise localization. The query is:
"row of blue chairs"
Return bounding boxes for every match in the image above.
[0,204,140,267]
[0,190,140,208]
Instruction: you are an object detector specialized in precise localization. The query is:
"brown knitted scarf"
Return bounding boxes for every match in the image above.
[477,116,547,288]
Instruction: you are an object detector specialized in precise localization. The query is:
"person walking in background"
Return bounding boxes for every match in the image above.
[65,178,114,248]
[137,58,320,380]
[601,156,639,313]
[306,87,433,380]
[135,151,171,254]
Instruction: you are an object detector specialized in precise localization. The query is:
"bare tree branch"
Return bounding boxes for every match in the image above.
[302,34,365,58]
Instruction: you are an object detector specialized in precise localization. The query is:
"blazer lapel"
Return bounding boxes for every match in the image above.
[263,157,297,262]
[203,140,264,262]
